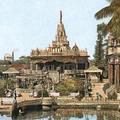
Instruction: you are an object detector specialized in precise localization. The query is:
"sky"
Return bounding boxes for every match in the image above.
[0,0,109,60]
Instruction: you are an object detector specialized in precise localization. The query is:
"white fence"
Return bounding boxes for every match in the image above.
[49,92,60,97]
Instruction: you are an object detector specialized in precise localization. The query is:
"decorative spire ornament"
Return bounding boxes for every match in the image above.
[60,10,62,23]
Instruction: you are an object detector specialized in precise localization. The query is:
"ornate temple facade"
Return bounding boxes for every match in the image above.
[108,33,120,92]
[16,11,89,90]
[29,11,89,76]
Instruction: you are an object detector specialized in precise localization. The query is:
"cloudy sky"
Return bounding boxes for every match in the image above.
[0,0,108,59]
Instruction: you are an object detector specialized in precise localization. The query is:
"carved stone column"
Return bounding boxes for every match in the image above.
[115,64,120,91]
[108,64,113,85]
[30,62,33,71]
[35,64,38,72]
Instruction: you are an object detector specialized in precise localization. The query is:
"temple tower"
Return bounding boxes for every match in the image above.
[52,11,69,51]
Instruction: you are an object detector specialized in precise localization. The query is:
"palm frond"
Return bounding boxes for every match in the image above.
[95,6,113,19]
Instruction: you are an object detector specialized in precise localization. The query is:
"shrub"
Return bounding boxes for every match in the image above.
[55,79,84,96]
[37,90,49,97]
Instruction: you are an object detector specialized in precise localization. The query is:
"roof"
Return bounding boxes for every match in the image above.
[84,65,102,73]
[72,44,79,51]
[3,67,19,74]
[11,64,28,70]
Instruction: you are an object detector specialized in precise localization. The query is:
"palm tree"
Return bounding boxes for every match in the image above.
[95,0,120,38]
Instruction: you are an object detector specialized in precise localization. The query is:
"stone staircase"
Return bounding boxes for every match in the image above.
[106,85,117,99]
[91,83,108,100]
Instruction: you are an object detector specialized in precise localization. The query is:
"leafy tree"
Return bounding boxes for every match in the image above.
[94,23,108,69]
[55,79,84,96]
[0,60,10,75]
[95,0,120,38]
[19,56,29,64]
[14,56,29,64]
[0,80,6,97]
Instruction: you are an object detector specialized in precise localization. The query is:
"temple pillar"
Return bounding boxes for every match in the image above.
[35,64,38,72]
[108,64,113,85]
[115,64,120,91]
[16,78,20,88]
[117,64,120,90]
[30,62,33,71]
[112,64,115,84]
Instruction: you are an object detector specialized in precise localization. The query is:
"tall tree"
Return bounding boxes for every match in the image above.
[94,23,108,71]
[95,0,120,38]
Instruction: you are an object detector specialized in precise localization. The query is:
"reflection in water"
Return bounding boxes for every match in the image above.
[0,109,120,120]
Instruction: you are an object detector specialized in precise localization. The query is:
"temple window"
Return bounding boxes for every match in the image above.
[78,63,85,69]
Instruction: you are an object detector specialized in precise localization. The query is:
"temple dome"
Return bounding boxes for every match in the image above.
[72,44,79,52]
[72,44,80,55]
[4,53,12,62]
[4,53,12,58]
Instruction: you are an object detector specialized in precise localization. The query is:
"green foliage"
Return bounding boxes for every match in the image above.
[15,56,29,64]
[0,65,8,73]
[0,78,15,97]
[5,78,15,90]
[55,84,69,96]
[0,60,11,65]
[0,60,10,73]
[95,0,120,38]
[0,80,6,97]
[38,90,49,97]
[94,23,108,73]
[55,79,84,96]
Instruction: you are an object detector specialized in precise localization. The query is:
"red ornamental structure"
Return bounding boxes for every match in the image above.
[108,33,120,92]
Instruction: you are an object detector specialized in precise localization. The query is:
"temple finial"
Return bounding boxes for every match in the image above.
[60,10,62,23]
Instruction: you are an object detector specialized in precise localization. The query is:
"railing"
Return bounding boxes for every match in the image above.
[11,96,120,111]
[64,70,84,75]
